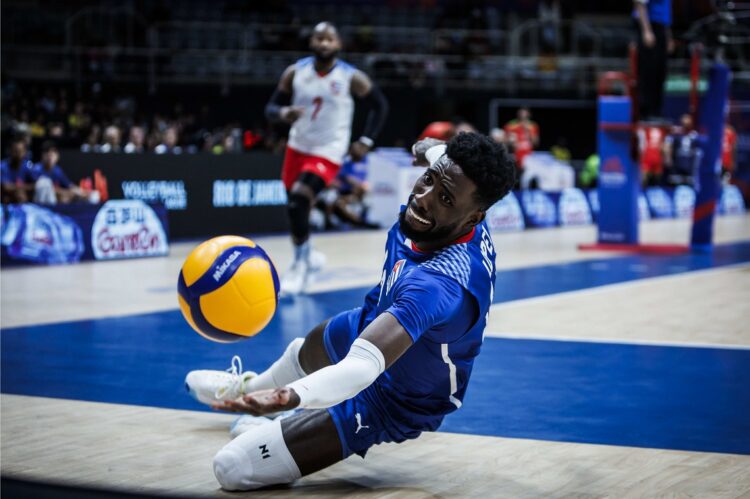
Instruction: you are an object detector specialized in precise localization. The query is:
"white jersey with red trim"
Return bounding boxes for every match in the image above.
[287,57,356,165]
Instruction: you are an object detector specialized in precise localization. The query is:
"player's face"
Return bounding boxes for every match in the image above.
[400,157,483,245]
[310,29,341,63]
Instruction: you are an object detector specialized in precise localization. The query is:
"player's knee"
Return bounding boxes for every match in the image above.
[287,192,312,240]
[213,447,254,491]
[212,420,301,491]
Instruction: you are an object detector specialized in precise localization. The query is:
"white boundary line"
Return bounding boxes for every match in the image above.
[484,332,750,351]
[490,261,750,310]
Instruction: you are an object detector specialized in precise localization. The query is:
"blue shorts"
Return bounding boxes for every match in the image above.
[323,308,423,458]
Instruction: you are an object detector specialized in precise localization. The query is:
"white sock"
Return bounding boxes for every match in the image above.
[244,338,307,392]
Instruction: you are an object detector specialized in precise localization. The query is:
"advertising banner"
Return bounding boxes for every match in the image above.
[558,188,593,226]
[645,187,674,218]
[60,151,288,238]
[521,190,558,228]
[719,185,746,215]
[1,201,169,265]
[485,192,525,231]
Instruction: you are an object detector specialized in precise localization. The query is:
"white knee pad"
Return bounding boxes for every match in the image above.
[213,419,301,491]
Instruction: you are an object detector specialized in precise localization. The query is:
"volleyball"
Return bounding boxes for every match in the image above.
[177,236,279,342]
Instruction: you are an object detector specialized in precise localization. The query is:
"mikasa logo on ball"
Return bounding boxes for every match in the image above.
[213,250,242,282]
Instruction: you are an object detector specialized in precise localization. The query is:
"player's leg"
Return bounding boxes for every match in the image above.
[185,318,333,405]
[281,171,328,294]
[213,377,400,491]
[212,408,343,491]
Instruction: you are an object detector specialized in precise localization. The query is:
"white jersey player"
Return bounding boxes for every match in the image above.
[265,22,388,295]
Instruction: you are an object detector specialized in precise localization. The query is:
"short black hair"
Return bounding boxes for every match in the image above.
[41,140,58,153]
[446,132,516,210]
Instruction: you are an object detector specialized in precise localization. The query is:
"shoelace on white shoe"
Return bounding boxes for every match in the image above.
[214,355,245,400]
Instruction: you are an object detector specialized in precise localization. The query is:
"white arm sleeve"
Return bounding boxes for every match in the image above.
[286,338,385,409]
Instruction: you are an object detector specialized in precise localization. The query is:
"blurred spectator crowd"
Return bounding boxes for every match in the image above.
[0,83,281,157]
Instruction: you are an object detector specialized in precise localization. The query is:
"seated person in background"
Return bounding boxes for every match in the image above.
[721,122,737,182]
[579,154,599,188]
[99,125,122,153]
[550,137,571,163]
[317,156,379,230]
[32,141,91,204]
[1,137,36,203]
[663,114,701,187]
[124,126,146,154]
[155,127,183,154]
[637,123,666,187]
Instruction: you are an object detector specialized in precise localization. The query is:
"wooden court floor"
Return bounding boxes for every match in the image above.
[2,215,750,498]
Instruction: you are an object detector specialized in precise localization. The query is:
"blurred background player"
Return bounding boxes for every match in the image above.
[1,137,36,204]
[663,114,701,187]
[265,22,389,295]
[316,155,379,231]
[637,122,667,186]
[721,120,737,182]
[503,107,539,175]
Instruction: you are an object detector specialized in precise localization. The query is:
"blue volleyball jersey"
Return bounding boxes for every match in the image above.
[31,164,72,189]
[1,159,35,185]
[667,132,702,175]
[355,209,497,429]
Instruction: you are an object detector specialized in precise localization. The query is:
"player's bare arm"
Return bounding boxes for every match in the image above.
[349,69,389,161]
[265,65,304,124]
[215,312,412,415]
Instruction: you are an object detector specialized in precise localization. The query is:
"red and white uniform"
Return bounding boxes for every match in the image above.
[722,125,737,172]
[283,57,356,189]
[637,125,666,174]
[503,120,539,169]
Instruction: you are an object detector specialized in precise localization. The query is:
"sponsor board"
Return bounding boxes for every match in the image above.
[719,185,746,215]
[521,190,557,227]
[121,180,187,210]
[674,185,696,218]
[486,192,525,231]
[645,187,674,218]
[1,204,84,264]
[559,188,592,226]
[638,194,651,220]
[212,180,287,207]
[92,200,169,260]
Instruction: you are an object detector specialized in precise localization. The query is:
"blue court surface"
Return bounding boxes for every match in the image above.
[3,241,750,455]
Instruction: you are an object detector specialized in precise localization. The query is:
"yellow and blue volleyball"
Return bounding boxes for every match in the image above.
[177,236,279,342]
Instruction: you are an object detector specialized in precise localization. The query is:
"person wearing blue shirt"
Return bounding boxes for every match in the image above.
[318,156,380,229]
[664,114,702,186]
[1,137,36,203]
[633,0,673,120]
[32,141,83,204]
[185,133,517,491]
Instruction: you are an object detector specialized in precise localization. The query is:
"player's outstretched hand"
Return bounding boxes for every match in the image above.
[212,388,301,415]
[280,106,305,124]
[349,140,370,161]
[411,137,445,166]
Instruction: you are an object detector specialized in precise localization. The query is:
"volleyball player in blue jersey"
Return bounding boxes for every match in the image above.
[186,132,516,490]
